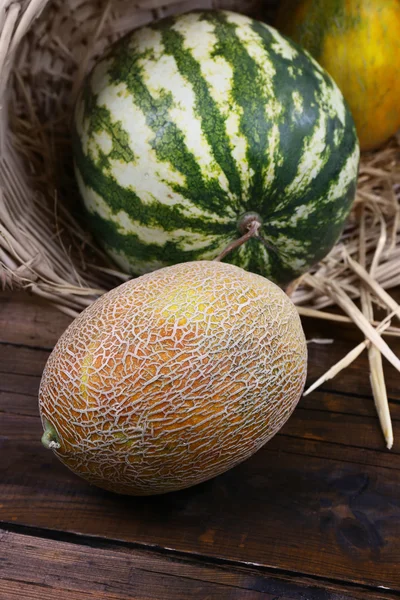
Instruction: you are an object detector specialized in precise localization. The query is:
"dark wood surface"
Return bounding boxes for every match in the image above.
[1,291,400,599]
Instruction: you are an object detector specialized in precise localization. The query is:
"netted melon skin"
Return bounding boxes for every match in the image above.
[39,261,307,495]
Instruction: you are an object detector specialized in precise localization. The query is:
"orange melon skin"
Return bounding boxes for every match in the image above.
[277,0,400,151]
[39,262,307,496]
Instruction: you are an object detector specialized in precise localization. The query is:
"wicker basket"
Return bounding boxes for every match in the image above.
[1,0,400,446]
[0,0,277,314]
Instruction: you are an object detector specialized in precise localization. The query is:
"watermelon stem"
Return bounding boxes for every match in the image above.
[41,418,61,450]
[214,213,262,262]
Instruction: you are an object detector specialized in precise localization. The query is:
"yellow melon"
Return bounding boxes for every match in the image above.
[39,261,307,495]
[277,0,400,151]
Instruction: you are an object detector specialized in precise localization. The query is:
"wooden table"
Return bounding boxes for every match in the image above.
[1,291,399,600]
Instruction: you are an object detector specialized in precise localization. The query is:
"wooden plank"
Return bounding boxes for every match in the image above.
[6,339,400,409]
[0,293,71,349]
[2,350,399,454]
[3,406,400,472]
[306,339,400,401]
[2,293,400,403]
[0,372,41,398]
[1,411,400,592]
[2,292,400,401]
[283,407,400,452]
[1,329,396,421]
[0,344,50,376]
[301,391,400,420]
[2,370,400,465]
[0,535,273,600]
[267,435,400,471]
[2,330,400,419]
[0,391,39,417]
[0,529,387,600]
[6,360,400,422]
[1,340,400,464]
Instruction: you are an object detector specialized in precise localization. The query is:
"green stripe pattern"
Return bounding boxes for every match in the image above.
[73,10,359,285]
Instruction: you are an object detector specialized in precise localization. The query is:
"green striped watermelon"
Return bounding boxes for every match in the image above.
[73,10,359,285]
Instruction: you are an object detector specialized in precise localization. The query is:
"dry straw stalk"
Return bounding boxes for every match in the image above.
[0,0,399,445]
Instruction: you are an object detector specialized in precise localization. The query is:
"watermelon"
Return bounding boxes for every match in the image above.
[73,10,359,285]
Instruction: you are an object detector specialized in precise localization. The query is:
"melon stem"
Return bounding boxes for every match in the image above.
[41,419,61,450]
[214,215,262,262]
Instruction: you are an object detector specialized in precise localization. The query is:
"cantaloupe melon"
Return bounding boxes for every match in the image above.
[39,261,307,495]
